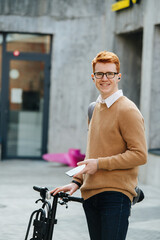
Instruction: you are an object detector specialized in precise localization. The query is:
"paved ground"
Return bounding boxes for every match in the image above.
[0,159,160,240]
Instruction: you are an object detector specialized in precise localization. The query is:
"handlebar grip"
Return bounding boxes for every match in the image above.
[67,196,84,203]
[33,186,49,200]
[33,186,41,192]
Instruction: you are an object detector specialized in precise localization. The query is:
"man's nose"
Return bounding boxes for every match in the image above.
[102,74,108,80]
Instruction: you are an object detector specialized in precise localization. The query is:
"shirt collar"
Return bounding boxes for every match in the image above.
[96,90,123,108]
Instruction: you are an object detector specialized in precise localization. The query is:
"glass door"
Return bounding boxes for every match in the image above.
[0,33,51,159]
[7,60,45,157]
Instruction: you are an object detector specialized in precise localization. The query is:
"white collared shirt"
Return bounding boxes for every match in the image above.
[96,90,123,108]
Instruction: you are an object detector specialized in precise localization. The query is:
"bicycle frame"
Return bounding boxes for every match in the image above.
[24,186,83,240]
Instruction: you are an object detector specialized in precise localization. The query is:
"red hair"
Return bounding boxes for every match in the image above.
[92,51,120,73]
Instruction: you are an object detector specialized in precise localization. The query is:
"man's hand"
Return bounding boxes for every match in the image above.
[73,159,98,178]
[50,183,79,196]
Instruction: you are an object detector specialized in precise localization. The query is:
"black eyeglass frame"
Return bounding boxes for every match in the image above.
[94,72,119,79]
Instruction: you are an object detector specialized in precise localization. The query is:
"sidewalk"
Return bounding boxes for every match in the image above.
[0,159,160,240]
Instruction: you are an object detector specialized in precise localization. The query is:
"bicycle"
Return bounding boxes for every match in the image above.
[24,186,84,240]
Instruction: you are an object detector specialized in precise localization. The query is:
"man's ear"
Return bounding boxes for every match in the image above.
[117,73,121,82]
[91,73,95,81]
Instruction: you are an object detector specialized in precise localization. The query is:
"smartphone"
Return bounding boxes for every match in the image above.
[65,164,86,177]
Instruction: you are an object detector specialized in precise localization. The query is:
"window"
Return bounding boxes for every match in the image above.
[6,33,51,54]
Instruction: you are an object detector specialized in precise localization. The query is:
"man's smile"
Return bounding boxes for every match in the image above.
[100,82,111,87]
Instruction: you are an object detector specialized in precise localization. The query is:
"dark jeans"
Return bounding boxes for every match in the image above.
[83,191,131,240]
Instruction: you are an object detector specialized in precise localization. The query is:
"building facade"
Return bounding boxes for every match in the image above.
[0,0,160,187]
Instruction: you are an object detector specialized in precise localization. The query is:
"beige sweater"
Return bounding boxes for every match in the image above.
[74,96,147,201]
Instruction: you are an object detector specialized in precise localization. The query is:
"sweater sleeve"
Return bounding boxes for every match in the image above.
[98,106,147,170]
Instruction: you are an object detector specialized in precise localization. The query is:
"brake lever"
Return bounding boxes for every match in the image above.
[58,199,68,208]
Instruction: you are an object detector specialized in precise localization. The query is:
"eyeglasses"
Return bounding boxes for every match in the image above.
[94,72,118,79]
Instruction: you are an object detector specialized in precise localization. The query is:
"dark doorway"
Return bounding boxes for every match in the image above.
[114,30,143,108]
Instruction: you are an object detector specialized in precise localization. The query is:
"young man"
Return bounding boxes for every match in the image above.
[51,51,147,240]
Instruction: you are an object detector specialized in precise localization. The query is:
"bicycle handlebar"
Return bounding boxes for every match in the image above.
[33,186,84,203]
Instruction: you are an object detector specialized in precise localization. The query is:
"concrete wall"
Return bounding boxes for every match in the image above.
[48,16,105,153]
[149,25,160,149]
